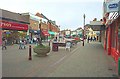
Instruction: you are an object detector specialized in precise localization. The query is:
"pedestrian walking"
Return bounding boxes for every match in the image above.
[90,37,92,41]
[22,38,26,49]
[19,38,26,49]
[2,38,7,50]
[19,39,23,49]
[87,36,90,43]
[94,36,96,41]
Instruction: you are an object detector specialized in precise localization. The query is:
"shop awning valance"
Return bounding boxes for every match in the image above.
[48,31,55,35]
[42,31,50,36]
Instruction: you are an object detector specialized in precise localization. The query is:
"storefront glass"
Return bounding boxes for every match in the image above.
[111,22,116,48]
[2,30,27,45]
[118,22,120,52]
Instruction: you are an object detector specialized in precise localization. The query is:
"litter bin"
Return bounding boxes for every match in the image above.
[52,43,58,51]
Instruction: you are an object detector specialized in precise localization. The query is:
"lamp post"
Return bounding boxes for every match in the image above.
[83,14,85,46]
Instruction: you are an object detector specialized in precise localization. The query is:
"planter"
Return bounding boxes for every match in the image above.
[33,46,50,57]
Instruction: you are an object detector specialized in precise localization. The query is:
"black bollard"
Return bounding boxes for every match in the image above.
[29,45,32,60]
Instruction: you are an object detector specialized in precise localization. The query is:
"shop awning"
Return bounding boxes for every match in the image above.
[48,31,55,35]
[42,31,50,36]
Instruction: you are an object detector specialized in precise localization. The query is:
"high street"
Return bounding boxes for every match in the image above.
[2,42,118,77]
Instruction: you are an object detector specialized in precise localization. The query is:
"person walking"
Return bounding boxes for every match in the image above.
[87,36,90,43]
[19,38,23,49]
[19,37,26,49]
[2,38,7,50]
[90,37,92,41]
[22,38,26,49]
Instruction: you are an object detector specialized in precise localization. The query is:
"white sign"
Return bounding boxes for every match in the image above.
[106,0,120,12]
[65,31,70,35]
[72,31,77,35]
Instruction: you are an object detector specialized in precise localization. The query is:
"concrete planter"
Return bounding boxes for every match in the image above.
[33,46,50,57]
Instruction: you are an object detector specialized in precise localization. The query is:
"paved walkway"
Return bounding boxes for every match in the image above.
[2,42,77,77]
[2,41,118,77]
[48,42,117,77]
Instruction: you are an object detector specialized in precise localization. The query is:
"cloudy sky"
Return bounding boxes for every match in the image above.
[0,0,104,30]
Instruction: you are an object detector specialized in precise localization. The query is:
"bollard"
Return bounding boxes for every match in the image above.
[29,45,32,60]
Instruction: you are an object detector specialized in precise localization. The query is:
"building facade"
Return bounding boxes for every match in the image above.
[102,0,120,71]
[36,12,60,40]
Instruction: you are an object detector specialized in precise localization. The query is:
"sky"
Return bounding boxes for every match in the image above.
[0,0,104,31]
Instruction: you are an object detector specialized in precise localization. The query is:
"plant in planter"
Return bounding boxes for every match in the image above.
[33,22,50,57]
[33,44,50,56]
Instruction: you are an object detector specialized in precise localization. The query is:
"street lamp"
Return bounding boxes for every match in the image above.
[83,14,85,46]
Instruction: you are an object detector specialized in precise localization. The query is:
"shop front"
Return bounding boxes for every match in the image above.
[106,16,120,64]
[1,20,28,45]
[102,16,120,75]
[48,31,55,40]
[0,28,2,46]
[103,0,120,64]
[41,30,50,41]
[0,9,29,45]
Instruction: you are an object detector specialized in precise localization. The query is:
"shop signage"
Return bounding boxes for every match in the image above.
[108,3,118,8]
[0,20,28,30]
[106,0,120,12]
[65,30,70,35]
[72,31,77,35]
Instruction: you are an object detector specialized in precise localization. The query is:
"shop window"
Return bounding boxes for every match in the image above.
[111,23,116,48]
[118,23,120,52]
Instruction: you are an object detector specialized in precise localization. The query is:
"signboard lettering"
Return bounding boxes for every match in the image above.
[108,3,118,8]
[0,20,28,30]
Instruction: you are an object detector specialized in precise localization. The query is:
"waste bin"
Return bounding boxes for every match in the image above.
[52,43,58,51]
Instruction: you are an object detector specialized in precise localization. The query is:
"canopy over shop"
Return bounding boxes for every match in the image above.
[48,31,56,39]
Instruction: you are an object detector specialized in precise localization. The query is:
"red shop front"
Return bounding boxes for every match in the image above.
[104,16,120,67]
[0,20,28,45]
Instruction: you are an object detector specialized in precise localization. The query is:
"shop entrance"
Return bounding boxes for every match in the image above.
[2,30,27,45]
[1,20,28,45]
